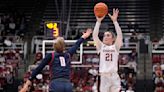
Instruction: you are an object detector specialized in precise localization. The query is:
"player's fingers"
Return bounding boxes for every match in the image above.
[108,13,112,18]
[113,8,115,14]
[82,32,85,35]
[116,8,119,14]
[96,15,105,22]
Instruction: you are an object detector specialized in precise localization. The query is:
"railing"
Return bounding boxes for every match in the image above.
[152,39,164,54]
[0,43,24,54]
[0,36,27,59]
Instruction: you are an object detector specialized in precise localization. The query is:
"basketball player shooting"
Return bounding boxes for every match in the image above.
[93,8,123,92]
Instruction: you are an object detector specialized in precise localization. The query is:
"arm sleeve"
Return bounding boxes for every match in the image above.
[113,21,123,51]
[67,38,85,56]
[92,21,103,53]
[29,53,52,80]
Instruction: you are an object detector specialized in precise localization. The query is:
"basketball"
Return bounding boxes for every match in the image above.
[94,2,108,18]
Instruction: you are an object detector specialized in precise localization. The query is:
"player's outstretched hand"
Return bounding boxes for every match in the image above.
[96,16,105,23]
[108,8,119,22]
[19,80,31,92]
[82,28,92,39]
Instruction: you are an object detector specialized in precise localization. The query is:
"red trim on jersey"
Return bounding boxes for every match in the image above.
[48,52,54,80]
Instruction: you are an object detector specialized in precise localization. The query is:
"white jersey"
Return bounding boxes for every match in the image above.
[99,43,119,73]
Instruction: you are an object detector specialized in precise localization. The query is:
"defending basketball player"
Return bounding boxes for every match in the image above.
[93,8,123,92]
[19,29,92,92]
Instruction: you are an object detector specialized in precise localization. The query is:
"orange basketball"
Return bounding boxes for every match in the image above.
[94,2,108,18]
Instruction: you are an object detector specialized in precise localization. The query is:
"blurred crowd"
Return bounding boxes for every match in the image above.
[0,48,22,91]
[0,11,25,91]
[152,54,164,92]
[0,12,26,37]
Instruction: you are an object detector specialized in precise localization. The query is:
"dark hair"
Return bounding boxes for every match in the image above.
[104,31,116,39]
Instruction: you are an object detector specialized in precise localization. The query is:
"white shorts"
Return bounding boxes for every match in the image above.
[100,72,121,92]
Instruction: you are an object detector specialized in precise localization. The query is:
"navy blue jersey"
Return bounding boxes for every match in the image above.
[49,52,71,79]
[29,37,85,80]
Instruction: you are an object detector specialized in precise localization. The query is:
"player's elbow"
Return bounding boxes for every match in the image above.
[92,34,97,40]
[120,41,123,47]
[120,44,123,48]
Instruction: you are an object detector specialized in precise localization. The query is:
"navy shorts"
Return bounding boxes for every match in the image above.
[49,78,73,92]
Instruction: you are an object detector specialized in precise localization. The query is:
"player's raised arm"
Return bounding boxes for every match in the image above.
[93,16,105,52]
[108,8,123,51]
[67,29,92,56]
[19,53,52,92]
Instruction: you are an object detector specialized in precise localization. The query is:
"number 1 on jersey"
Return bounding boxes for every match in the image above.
[59,57,66,66]
[105,53,112,61]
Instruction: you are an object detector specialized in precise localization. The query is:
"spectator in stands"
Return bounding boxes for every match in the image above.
[8,17,16,34]
[154,63,163,77]
[32,79,38,91]
[15,51,22,63]
[20,29,92,92]
[92,55,99,64]
[0,54,5,63]
[124,37,130,48]
[160,60,164,74]
[17,12,26,36]
[127,58,137,73]
[129,49,137,61]
[4,49,16,60]
[0,36,3,44]
[154,74,164,86]
[152,55,161,64]
[154,71,164,92]
[129,32,138,42]
[0,17,5,36]
[6,71,14,85]
[37,78,44,91]
[83,78,93,92]
[75,83,83,92]
[126,86,134,92]
[120,73,127,91]
[126,64,136,75]
[3,37,12,47]
[153,63,160,73]
[154,87,163,92]
[121,55,129,65]
[0,12,26,36]
[127,73,136,89]
[71,54,79,63]
[42,79,49,92]
[88,65,98,77]
[86,55,93,63]
[34,52,43,65]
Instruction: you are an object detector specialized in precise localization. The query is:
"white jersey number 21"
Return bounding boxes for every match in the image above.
[105,53,112,61]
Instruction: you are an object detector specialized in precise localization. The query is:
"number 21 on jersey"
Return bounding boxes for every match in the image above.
[105,53,112,61]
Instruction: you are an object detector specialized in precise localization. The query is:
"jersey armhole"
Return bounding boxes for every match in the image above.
[113,44,119,55]
[66,53,71,62]
[48,52,55,79]
[48,52,54,65]
[97,43,103,54]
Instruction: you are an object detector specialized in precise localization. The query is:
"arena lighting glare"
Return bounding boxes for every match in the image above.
[46,22,59,37]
